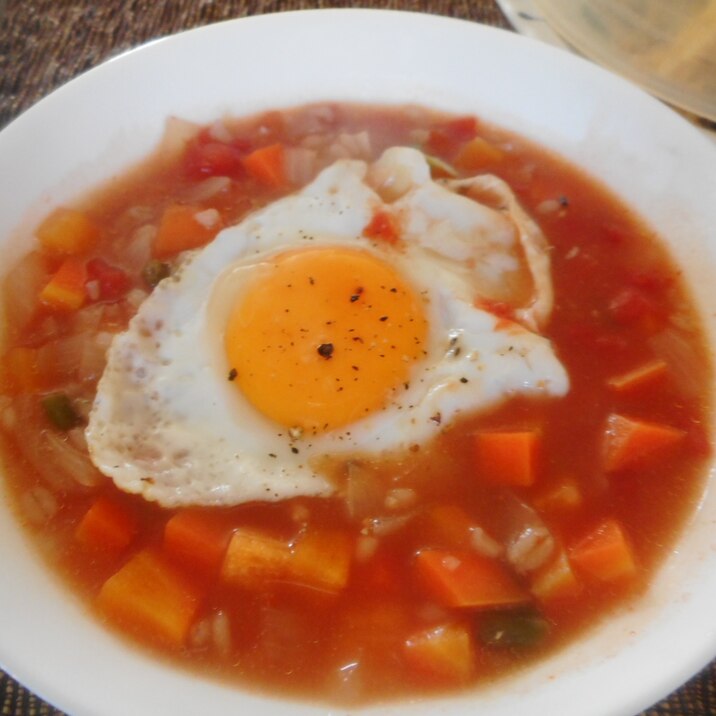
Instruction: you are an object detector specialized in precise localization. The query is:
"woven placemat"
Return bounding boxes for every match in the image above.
[1,1,714,714]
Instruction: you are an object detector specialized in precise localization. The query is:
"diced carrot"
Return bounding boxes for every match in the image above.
[454,137,504,171]
[530,549,582,602]
[569,519,636,582]
[0,346,43,393]
[362,210,400,244]
[35,207,100,255]
[607,359,668,394]
[602,413,685,472]
[97,549,203,647]
[152,204,223,259]
[221,527,292,588]
[287,528,352,593]
[533,476,583,513]
[39,257,87,311]
[404,622,475,682]
[163,509,234,576]
[415,548,529,609]
[473,430,541,486]
[75,494,139,553]
[243,143,286,189]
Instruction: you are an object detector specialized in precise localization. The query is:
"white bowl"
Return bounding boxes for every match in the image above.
[1,9,715,716]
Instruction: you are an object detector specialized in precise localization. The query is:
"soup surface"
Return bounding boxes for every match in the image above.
[0,104,710,705]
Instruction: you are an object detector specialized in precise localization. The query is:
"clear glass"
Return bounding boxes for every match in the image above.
[533,0,716,121]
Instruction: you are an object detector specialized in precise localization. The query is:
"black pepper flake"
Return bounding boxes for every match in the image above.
[227,368,238,381]
[430,412,442,425]
[317,343,334,359]
[268,453,277,458]
[379,316,388,322]
[350,294,360,302]
[559,195,570,207]
[460,377,469,383]
[309,276,315,285]
[390,287,397,293]
[291,447,299,454]
[352,365,359,371]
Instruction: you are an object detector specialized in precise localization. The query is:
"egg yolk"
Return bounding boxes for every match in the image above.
[225,246,428,434]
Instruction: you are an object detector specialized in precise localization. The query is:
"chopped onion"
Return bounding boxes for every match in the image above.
[284,147,317,187]
[469,526,503,559]
[85,280,101,302]
[212,611,232,656]
[488,490,555,574]
[182,176,231,203]
[125,288,148,311]
[208,119,233,144]
[37,334,87,383]
[122,224,156,273]
[649,327,702,398]
[158,116,201,164]
[193,208,220,229]
[2,251,49,335]
[78,332,114,384]
[355,535,379,563]
[0,395,16,430]
[345,461,385,520]
[384,487,417,512]
[361,513,412,537]
[506,525,555,574]
[20,486,58,525]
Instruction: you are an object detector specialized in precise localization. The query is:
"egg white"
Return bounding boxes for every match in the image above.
[86,148,569,507]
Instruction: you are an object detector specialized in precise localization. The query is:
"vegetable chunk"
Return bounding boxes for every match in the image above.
[36,207,100,255]
[473,431,540,486]
[569,519,636,581]
[415,549,529,608]
[152,204,222,258]
[602,413,685,472]
[97,549,202,646]
[404,623,475,681]
[75,494,138,553]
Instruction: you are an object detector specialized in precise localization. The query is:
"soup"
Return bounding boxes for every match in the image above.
[0,104,710,705]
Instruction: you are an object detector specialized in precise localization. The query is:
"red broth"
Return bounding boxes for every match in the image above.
[0,104,710,705]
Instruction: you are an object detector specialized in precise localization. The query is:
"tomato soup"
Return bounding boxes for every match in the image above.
[0,104,710,705]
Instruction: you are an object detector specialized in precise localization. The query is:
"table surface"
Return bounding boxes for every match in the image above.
[1,1,715,714]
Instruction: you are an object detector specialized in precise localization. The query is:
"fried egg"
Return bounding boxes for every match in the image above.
[86,148,569,507]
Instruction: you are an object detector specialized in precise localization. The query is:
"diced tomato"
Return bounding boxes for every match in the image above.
[404,622,475,682]
[569,519,636,582]
[184,138,244,179]
[363,210,400,244]
[85,258,131,301]
[75,494,138,553]
[602,413,685,472]
[415,548,529,609]
[426,116,479,156]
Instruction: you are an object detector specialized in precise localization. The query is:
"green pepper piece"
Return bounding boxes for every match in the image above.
[478,610,550,648]
[42,393,81,431]
[142,259,171,288]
